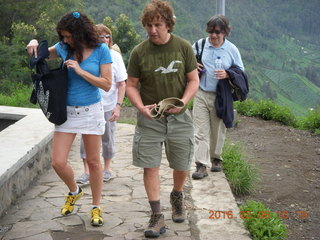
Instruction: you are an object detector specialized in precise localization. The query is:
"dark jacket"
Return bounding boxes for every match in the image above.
[215,66,249,128]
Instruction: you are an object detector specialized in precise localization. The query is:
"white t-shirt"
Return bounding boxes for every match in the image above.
[101,49,127,112]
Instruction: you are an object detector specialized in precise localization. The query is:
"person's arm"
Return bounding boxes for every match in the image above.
[182,69,200,104]
[26,39,59,59]
[126,76,156,119]
[166,69,200,114]
[64,60,112,92]
[109,80,126,122]
[116,81,126,105]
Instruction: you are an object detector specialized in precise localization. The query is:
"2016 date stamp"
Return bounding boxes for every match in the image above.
[208,210,309,220]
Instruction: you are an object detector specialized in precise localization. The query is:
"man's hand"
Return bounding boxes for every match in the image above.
[140,104,157,119]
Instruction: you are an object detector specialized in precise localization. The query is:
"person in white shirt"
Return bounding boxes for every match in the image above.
[77,24,127,184]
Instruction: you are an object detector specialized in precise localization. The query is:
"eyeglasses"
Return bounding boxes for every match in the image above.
[207,29,222,35]
[99,34,110,39]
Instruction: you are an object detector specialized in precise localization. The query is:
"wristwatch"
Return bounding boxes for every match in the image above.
[116,102,122,107]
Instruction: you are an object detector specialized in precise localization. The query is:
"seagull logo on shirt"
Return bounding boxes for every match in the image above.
[155,60,182,74]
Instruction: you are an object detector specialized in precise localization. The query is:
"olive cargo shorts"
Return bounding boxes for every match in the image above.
[132,110,194,171]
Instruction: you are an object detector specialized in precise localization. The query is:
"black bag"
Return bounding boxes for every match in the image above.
[30,40,70,125]
[195,38,206,77]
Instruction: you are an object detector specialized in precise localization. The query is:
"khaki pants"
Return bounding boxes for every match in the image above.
[193,89,226,166]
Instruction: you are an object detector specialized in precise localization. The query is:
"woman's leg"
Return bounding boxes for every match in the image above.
[82,134,103,205]
[51,132,77,191]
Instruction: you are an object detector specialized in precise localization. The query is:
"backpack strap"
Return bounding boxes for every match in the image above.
[199,38,206,61]
[195,38,206,63]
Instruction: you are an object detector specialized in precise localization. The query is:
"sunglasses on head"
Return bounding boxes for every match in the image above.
[99,34,110,39]
[207,29,222,34]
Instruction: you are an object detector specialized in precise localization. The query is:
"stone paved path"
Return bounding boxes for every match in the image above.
[0,123,250,240]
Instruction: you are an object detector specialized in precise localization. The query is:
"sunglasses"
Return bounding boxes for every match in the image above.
[99,34,110,39]
[207,30,223,35]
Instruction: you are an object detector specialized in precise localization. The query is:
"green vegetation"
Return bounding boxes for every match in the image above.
[240,201,287,240]
[235,99,320,134]
[222,141,287,240]
[297,108,320,135]
[234,99,296,126]
[0,84,36,108]
[222,141,257,195]
[122,96,133,107]
[118,118,137,125]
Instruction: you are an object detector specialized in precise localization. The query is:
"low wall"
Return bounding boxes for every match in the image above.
[0,106,54,217]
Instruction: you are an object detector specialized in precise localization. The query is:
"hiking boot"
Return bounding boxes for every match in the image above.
[211,158,222,172]
[76,172,89,184]
[90,207,104,226]
[103,171,111,182]
[170,191,186,223]
[61,187,83,216]
[192,162,208,180]
[144,213,166,238]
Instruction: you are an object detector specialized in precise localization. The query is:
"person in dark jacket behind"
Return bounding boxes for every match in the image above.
[191,15,245,180]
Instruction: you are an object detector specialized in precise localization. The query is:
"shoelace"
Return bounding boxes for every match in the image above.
[65,195,76,206]
[149,214,161,227]
[91,208,101,217]
[171,194,183,214]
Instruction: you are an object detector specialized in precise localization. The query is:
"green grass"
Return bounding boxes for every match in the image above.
[118,117,136,125]
[222,141,257,195]
[0,85,37,108]
[240,201,287,240]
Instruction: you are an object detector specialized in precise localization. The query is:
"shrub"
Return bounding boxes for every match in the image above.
[234,99,257,116]
[240,201,287,240]
[235,98,297,126]
[297,107,320,134]
[222,142,257,195]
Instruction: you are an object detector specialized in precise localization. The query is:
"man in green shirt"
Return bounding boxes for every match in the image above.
[126,0,199,238]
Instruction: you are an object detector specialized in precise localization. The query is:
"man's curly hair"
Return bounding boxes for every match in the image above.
[56,11,99,62]
[141,0,175,33]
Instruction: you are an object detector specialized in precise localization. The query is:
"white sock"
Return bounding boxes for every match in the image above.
[91,205,100,210]
[70,186,80,196]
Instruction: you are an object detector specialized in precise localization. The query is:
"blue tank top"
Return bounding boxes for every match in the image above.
[54,42,112,106]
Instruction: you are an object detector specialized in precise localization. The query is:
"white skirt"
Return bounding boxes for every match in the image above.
[55,101,106,135]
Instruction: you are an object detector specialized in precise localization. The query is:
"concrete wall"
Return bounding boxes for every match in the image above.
[0,106,54,217]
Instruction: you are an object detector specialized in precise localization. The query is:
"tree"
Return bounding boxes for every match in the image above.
[103,14,142,64]
[0,0,83,95]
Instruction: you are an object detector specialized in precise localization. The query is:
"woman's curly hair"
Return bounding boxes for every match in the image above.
[56,11,99,62]
[141,0,175,33]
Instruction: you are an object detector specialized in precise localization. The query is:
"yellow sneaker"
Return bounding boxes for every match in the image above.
[90,207,104,226]
[61,187,83,216]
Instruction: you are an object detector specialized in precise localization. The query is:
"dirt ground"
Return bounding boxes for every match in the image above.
[120,107,320,240]
[227,115,320,240]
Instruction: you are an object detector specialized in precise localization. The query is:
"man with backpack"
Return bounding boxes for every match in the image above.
[191,15,245,180]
